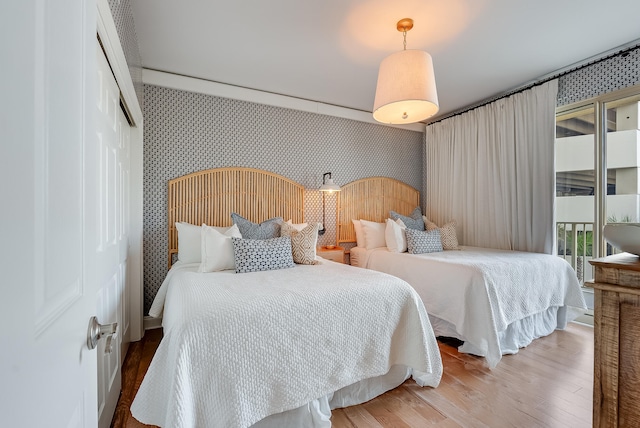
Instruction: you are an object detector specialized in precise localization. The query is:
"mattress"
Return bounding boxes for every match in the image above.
[131,259,442,428]
[350,245,587,367]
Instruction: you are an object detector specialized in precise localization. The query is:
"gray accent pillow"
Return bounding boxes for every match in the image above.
[231,236,295,273]
[390,207,425,231]
[405,228,443,254]
[231,213,282,239]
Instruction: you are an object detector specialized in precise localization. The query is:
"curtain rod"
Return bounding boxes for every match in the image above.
[426,39,640,126]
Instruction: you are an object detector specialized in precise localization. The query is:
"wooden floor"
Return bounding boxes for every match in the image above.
[112,323,594,428]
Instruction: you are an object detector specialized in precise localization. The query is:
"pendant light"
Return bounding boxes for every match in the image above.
[373,18,439,124]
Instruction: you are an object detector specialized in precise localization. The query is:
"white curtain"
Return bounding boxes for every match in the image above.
[425,79,558,254]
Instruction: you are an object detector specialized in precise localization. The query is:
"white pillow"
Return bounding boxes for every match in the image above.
[176,222,203,263]
[286,219,309,232]
[360,219,387,250]
[176,222,237,263]
[352,219,366,247]
[385,218,407,253]
[198,224,242,272]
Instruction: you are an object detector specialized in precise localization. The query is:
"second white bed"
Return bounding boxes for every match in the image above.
[351,245,587,368]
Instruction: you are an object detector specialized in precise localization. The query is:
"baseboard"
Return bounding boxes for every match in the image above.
[572,311,594,327]
[143,315,163,330]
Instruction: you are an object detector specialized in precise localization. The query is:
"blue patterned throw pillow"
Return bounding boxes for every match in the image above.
[231,236,295,273]
[390,207,425,231]
[405,228,443,254]
[231,213,282,239]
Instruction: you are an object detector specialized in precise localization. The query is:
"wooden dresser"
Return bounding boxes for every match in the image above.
[587,253,640,428]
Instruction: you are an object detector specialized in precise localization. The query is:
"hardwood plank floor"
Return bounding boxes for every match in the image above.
[113,323,593,428]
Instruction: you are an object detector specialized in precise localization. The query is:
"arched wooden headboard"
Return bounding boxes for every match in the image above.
[168,167,305,267]
[336,177,420,246]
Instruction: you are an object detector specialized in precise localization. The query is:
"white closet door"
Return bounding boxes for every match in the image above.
[95,45,132,428]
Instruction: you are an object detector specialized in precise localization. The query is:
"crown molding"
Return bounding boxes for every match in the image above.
[142,69,425,133]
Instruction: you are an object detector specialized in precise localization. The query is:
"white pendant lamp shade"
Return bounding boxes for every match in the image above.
[373,49,439,124]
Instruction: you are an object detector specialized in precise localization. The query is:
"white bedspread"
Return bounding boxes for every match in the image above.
[131,260,442,428]
[360,246,587,367]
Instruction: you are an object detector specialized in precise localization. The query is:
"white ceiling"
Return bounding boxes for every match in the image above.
[132,0,640,122]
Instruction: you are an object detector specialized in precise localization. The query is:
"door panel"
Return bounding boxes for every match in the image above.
[0,0,99,426]
[34,0,85,335]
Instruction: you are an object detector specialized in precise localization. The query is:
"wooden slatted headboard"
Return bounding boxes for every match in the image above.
[168,167,305,267]
[336,177,420,246]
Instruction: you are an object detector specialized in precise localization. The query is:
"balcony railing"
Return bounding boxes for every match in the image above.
[556,222,594,285]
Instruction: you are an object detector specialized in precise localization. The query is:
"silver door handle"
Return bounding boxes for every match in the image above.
[87,316,118,354]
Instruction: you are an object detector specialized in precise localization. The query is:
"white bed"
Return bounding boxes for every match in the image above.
[350,245,586,367]
[131,259,442,428]
[337,177,587,368]
[131,168,442,428]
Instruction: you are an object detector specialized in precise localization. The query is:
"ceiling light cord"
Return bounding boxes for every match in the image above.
[400,22,410,118]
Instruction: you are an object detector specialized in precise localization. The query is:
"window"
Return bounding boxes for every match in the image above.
[556,107,596,285]
[556,87,640,317]
[603,95,640,250]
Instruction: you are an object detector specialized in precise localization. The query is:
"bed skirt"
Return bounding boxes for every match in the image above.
[252,365,414,427]
[429,305,583,358]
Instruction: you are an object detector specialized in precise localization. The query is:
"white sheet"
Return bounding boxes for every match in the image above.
[353,246,587,367]
[132,260,442,428]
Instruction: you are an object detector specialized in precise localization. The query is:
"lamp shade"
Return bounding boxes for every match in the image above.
[373,49,439,124]
[319,178,341,193]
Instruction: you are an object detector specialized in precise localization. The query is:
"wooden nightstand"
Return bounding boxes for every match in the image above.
[317,246,345,264]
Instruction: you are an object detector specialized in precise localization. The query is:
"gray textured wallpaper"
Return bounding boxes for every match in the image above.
[557,45,640,106]
[143,85,424,312]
